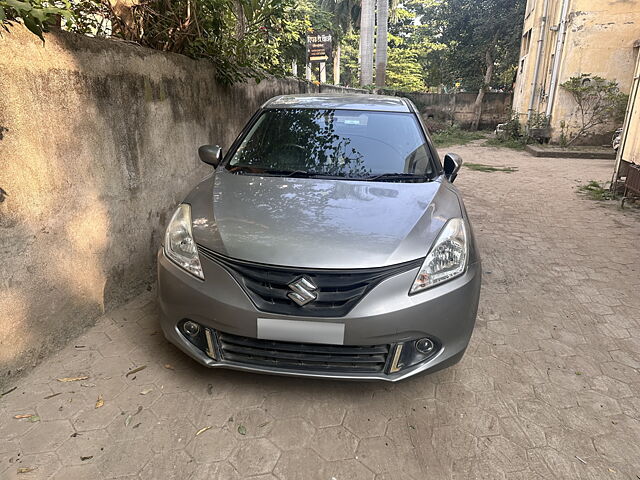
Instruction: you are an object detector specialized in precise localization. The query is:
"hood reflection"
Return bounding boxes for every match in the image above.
[195,170,447,269]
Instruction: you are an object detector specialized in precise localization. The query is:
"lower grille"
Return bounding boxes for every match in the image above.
[217,332,390,373]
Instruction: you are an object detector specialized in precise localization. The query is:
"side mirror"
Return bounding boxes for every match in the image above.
[443,153,463,183]
[198,145,222,167]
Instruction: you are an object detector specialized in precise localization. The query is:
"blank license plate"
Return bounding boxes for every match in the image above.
[257,318,345,345]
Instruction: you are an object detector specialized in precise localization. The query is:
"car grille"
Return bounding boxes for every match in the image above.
[197,245,423,317]
[216,331,391,373]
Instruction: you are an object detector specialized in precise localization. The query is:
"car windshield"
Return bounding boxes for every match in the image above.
[225,108,434,181]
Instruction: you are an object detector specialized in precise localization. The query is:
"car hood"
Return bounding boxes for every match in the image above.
[187,170,462,269]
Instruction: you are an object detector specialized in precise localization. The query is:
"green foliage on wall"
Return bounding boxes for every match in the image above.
[0,0,71,40]
[561,74,629,145]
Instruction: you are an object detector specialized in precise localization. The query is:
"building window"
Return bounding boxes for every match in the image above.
[521,29,532,58]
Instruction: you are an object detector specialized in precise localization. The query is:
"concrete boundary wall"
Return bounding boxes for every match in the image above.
[0,27,364,386]
[392,91,514,130]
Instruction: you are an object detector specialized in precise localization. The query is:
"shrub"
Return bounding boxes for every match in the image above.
[430,125,485,148]
[561,74,629,146]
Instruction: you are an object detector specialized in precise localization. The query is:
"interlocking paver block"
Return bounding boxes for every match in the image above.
[343,410,388,438]
[52,464,102,480]
[229,438,280,476]
[310,425,358,461]
[7,146,640,478]
[324,459,375,480]
[139,450,197,480]
[186,427,237,463]
[230,407,274,438]
[268,417,316,451]
[145,416,194,453]
[274,449,326,480]
[151,391,200,420]
[19,419,74,454]
[56,428,110,466]
[96,437,153,477]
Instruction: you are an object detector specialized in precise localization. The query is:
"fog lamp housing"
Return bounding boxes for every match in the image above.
[183,320,201,336]
[178,320,217,360]
[415,338,435,354]
[388,337,440,373]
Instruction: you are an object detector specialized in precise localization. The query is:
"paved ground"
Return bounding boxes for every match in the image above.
[2,143,640,480]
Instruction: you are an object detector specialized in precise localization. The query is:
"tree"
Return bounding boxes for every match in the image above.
[2,0,322,85]
[318,0,360,85]
[359,0,374,86]
[67,0,314,85]
[428,0,526,128]
[385,47,425,91]
[374,0,388,87]
[387,1,444,91]
[338,31,360,87]
[560,74,628,146]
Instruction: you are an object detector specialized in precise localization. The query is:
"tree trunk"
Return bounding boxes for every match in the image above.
[359,0,375,86]
[471,45,495,131]
[333,43,341,85]
[234,0,245,40]
[108,0,141,41]
[375,0,388,88]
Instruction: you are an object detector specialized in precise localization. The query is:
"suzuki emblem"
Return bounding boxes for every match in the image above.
[287,276,318,306]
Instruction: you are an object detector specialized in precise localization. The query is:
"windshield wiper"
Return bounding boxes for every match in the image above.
[229,168,430,182]
[261,170,313,177]
[254,170,345,179]
[360,173,431,182]
[228,167,312,177]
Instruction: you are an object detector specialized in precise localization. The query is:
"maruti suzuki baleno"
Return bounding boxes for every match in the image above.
[157,94,481,381]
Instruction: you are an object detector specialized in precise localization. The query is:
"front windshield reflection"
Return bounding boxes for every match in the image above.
[226,108,434,180]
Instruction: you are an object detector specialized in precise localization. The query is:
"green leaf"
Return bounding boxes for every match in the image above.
[29,9,46,22]
[0,6,5,21]
[40,7,65,15]
[23,15,44,41]
[4,0,31,11]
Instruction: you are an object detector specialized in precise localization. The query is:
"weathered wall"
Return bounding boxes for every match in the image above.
[513,0,640,144]
[0,27,360,386]
[392,91,513,130]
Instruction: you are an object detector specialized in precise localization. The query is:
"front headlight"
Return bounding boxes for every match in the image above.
[410,218,468,294]
[164,204,204,279]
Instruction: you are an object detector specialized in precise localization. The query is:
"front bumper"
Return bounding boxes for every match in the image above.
[157,249,481,381]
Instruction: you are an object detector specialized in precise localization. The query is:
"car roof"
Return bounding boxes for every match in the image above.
[263,94,413,113]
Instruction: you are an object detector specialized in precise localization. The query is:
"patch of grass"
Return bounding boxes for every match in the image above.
[577,180,614,200]
[483,137,526,150]
[431,126,486,148]
[465,162,518,173]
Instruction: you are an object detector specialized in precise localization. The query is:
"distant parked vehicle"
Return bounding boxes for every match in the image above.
[157,94,481,381]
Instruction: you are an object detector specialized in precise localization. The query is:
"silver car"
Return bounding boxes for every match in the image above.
[157,94,481,381]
